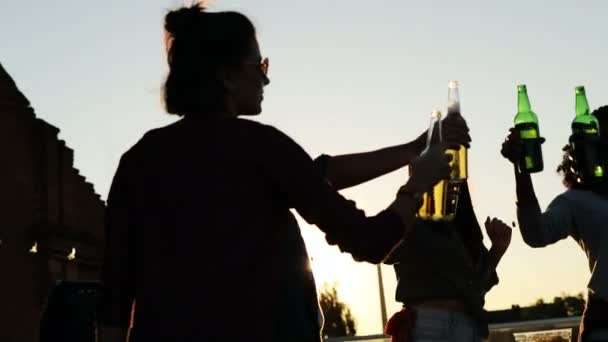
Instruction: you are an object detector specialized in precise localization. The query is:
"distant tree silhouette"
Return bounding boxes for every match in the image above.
[561,293,585,316]
[319,283,356,338]
[489,293,585,323]
[522,293,585,320]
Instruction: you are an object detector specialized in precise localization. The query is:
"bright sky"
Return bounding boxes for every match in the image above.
[3,0,607,336]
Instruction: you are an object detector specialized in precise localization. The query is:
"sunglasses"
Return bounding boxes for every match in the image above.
[244,57,269,77]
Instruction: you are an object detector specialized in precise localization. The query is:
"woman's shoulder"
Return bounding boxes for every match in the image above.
[117,121,185,161]
[231,118,300,146]
[551,187,608,213]
[561,187,600,201]
[231,118,284,135]
[121,118,299,161]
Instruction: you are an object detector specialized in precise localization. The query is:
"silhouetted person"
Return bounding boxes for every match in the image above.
[502,106,608,342]
[96,4,470,342]
[384,182,512,342]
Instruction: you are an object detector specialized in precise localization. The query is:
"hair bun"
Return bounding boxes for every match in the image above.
[165,4,206,37]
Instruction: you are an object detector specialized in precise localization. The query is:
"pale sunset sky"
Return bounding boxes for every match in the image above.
[2,0,607,336]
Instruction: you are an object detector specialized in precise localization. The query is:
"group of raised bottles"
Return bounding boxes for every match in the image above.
[416,82,604,221]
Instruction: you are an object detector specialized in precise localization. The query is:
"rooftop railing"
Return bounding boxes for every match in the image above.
[326,316,581,342]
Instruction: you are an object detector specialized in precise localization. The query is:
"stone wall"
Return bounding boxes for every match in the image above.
[0,63,105,342]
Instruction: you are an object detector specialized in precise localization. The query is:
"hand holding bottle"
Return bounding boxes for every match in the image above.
[403,143,453,194]
[501,128,522,165]
[391,142,453,230]
[502,128,545,169]
[442,115,471,149]
[415,116,470,152]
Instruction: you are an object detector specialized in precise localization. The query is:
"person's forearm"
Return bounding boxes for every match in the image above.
[389,183,423,233]
[514,165,546,247]
[479,246,503,291]
[486,246,505,271]
[325,139,424,190]
[515,164,539,207]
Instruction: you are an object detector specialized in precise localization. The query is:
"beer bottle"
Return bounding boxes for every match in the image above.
[514,84,544,173]
[436,81,467,220]
[446,80,467,182]
[571,86,604,182]
[572,86,599,135]
[415,110,456,221]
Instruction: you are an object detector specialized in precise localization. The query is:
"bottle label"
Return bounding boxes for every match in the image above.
[525,156,534,169]
[595,166,604,177]
[520,130,538,139]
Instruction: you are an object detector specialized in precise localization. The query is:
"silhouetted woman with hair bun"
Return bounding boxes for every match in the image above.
[97,3,470,342]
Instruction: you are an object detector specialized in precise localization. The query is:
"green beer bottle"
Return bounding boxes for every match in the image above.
[514,84,543,173]
[572,86,599,135]
[571,86,604,181]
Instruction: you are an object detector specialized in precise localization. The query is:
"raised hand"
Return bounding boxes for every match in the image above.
[406,143,452,193]
[501,127,546,166]
[442,113,471,149]
[500,128,522,164]
[485,217,512,256]
[414,114,471,154]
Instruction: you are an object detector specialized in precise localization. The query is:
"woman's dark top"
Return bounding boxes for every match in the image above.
[385,182,499,338]
[97,117,405,342]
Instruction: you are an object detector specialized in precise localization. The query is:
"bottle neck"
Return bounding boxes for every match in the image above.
[518,92,532,113]
[576,94,590,117]
[447,107,461,117]
[447,85,460,116]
